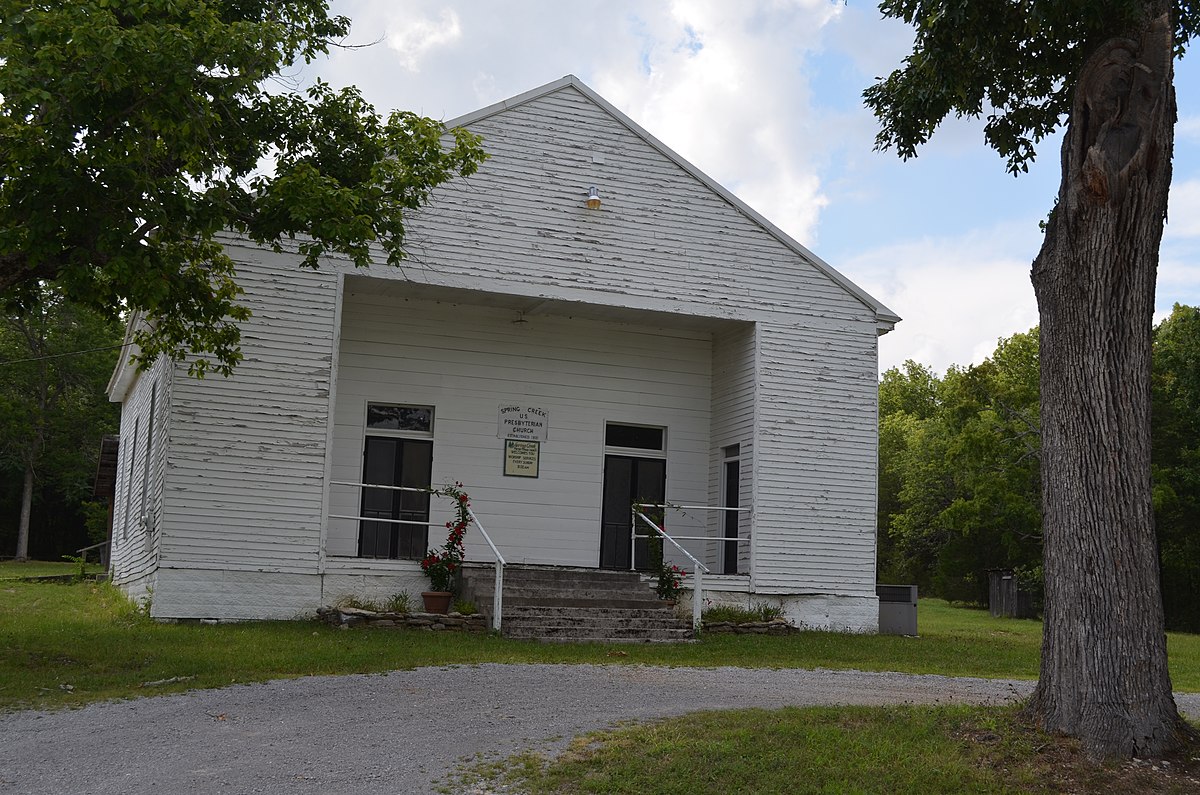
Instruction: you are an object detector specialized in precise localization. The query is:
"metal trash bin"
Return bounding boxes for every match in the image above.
[877,584,918,635]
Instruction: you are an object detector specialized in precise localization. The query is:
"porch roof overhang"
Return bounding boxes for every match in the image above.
[341,273,753,334]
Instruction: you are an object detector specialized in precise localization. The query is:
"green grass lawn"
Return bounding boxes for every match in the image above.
[0,559,104,580]
[6,578,1200,793]
[461,706,1200,794]
[2,578,1198,712]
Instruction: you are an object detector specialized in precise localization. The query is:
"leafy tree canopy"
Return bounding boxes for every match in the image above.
[865,0,1200,172]
[878,331,1042,602]
[0,1,487,376]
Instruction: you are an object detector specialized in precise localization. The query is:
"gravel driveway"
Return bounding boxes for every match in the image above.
[2,664,1196,795]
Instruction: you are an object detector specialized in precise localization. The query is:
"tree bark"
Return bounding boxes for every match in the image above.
[15,462,33,562]
[1026,10,1193,758]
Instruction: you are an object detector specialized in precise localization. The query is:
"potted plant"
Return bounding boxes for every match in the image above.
[419,482,471,613]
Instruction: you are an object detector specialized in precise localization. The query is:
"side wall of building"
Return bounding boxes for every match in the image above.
[148,243,340,619]
[108,356,172,604]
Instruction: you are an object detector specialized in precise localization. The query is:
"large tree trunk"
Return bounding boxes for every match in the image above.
[15,462,33,561]
[1026,10,1193,758]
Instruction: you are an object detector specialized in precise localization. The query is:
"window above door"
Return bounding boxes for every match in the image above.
[366,403,433,436]
[604,422,666,455]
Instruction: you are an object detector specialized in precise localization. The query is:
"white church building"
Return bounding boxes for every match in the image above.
[105,76,899,631]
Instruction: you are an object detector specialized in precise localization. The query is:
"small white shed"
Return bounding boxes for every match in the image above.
[106,76,898,631]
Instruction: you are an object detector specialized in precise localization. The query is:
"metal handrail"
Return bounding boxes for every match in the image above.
[329,480,505,631]
[467,506,505,631]
[633,509,709,630]
[632,502,752,631]
[75,540,109,568]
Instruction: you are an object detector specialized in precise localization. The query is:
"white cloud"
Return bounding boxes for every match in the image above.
[383,8,462,72]
[589,1,842,242]
[1178,116,1200,144]
[843,222,1041,374]
[315,2,894,243]
[1166,178,1200,238]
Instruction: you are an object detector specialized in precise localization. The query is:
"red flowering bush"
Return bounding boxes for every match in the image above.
[420,482,471,593]
[656,563,687,600]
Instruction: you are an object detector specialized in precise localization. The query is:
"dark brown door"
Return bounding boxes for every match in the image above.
[600,455,666,570]
[358,437,433,559]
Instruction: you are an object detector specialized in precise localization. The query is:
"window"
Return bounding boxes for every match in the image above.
[123,416,138,540]
[366,404,432,433]
[604,423,665,453]
[358,404,434,560]
[140,385,156,531]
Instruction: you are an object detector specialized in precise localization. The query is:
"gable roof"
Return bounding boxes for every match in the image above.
[448,75,900,331]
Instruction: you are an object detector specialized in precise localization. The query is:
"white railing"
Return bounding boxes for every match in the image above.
[466,504,505,632]
[329,481,506,631]
[632,503,752,631]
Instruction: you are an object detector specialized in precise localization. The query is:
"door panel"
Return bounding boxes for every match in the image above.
[600,455,666,570]
[359,437,432,559]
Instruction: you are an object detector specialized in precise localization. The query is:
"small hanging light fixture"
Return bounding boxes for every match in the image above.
[586,186,602,210]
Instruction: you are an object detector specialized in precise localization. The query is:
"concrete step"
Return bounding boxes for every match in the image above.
[504,614,686,629]
[534,635,699,645]
[497,586,660,602]
[505,624,694,641]
[505,606,677,620]
[457,562,694,643]
[499,596,663,610]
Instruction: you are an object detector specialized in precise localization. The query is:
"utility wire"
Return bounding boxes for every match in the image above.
[0,342,133,367]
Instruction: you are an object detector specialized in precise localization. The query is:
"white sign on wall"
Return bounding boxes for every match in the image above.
[497,404,549,442]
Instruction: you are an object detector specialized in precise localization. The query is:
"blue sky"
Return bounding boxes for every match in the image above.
[308,1,1200,374]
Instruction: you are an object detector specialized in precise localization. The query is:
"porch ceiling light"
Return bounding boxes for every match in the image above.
[586,186,602,210]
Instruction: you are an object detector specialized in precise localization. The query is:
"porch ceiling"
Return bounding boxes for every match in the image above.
[342,274,749,334]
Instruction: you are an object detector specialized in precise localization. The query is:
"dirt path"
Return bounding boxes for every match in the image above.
[2,664,1196,794]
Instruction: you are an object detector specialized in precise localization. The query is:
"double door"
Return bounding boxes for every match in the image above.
[599,455,666,570]
[358,436,432,559]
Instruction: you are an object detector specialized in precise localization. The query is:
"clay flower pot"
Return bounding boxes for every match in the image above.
[421,591,453,614]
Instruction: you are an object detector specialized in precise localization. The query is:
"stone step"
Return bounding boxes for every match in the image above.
[499,595,665,610]
[502,616,687,631]
[456,562,693,643]
[505,624,694,641]
[461,567,650,589]
[495,585,660,601]
[534,635,698,645]
[504,606,677,620]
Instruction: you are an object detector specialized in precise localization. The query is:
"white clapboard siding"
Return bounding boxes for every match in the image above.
[108,356,171,593]
[327,291,713,567]
[357,85,878,330]
[157,245,339,575]
[751,320,880,595]
[707,324,756,573]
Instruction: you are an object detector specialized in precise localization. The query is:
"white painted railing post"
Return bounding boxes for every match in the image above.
[634,506,710,633]
[467,506,505,633]
[492,561,504,632]
[629,505,638,571]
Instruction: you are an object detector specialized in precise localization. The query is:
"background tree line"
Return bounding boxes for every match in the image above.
[879,305,1200,632]
[0,289,122,561]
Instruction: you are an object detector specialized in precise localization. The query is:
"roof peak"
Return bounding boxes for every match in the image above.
[445,76,899,329]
